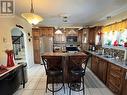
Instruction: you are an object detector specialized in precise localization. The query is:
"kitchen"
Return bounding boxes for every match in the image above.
[0,0,127,95]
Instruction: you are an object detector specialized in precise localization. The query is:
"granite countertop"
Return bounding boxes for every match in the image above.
[85,50,127,70]
[41,52,86,57]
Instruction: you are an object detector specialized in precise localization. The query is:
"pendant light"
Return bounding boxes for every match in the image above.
[68,29,77,35]
[55,28,63,34]
[21,0,43,25]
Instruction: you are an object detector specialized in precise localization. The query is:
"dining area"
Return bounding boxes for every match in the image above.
[41,52,90,95]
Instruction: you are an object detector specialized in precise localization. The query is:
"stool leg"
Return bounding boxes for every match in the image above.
[46,76,48,92]
[62,75,65,94]
[52,77,54,95]
[69,85,71,95]
[82,77,85,95]
[21,66,25,88]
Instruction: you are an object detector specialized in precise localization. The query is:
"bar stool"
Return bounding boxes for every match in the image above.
[68,54,89,95]
[41,56,65,95]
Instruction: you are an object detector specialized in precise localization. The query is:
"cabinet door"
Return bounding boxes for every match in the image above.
[33,37,40,64]
[107,63,124,95]
[88,28,96,44]
[40,27,54,37]
[32,29,41,64]
[122,70,127,95]
[91,56,98,76]
[98,59,108,84]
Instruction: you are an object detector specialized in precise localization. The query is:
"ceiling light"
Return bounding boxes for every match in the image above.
[55,29,63,34]
[21,0,43,25]
[68,29,77,35]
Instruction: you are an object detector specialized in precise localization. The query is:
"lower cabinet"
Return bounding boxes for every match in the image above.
[98,59,108,84]
[91,56,108,83]
[122,70,127,95]
[91,55,127,95]
[91,56,98,76]
[106,63,124,95]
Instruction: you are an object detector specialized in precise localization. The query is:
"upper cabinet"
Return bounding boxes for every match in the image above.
[88,27,96,44]
[32,27,54,64]
[39,27,54,37]
[88,26,102,45]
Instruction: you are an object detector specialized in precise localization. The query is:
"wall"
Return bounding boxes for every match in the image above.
[0,16,34,68]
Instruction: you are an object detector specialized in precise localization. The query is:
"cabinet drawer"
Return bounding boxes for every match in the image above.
[107,82,120,94]
[110,64,122,75]
[108,73,121,89]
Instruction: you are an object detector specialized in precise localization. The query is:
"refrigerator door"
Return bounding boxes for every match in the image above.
[40,36,53,53]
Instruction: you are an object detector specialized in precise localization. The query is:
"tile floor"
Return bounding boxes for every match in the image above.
[14,64,114,95]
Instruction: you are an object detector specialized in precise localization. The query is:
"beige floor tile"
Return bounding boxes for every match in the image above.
[25,81,39,90]
[88,88,104,95]
[35,80,46,90]
[21,90,34,95]
[33,90,45,95]
[99,88,114,95]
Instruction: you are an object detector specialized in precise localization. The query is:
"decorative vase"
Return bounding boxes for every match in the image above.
[5,50,15,67]
[124,42,127,47]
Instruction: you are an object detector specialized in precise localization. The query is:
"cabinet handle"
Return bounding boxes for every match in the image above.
[125,72,127,80]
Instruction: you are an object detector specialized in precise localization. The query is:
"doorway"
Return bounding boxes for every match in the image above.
[11,27,26,63]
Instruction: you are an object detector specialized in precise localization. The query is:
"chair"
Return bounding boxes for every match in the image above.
[68,54,90,95]
[41,56,65,95]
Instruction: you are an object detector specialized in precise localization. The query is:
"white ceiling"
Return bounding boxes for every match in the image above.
[15,0,127,27]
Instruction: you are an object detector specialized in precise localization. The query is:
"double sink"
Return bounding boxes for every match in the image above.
[95,52,113,58]
[95,52,127,67]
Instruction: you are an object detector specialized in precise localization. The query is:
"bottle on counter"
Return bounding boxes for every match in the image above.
[124,50,127,61]
[92,44,96,51]
[102,49,105,55]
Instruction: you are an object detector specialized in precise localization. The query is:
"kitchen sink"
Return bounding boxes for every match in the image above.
[103,55,113,58]
[96,53,103,55]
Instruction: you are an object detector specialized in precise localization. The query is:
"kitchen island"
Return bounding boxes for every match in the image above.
[41,52,87,82]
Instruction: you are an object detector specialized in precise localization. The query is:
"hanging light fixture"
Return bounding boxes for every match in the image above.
[68,29,77,35]
[21,0,43,25]
[55,28,63,34]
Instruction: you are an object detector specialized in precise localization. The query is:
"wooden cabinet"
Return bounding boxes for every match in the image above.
[88,27,96,44]
[91,55,98,76]
[91,54,127,95]
[106,63,124,95]
[98,59,108,83]
[39,27,54,37]
[88,26,102,44]
[32,28,41,64]
[91,55,108,83]
[122,70,127,95]
[32,27,54,64]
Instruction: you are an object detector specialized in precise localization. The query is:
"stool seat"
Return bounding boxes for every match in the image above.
[47,69,63,76]
[71,68,85,77]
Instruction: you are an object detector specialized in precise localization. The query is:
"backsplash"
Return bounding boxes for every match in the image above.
[99,47,125,61]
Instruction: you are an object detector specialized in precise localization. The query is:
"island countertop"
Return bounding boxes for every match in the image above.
[41,52,86,56]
